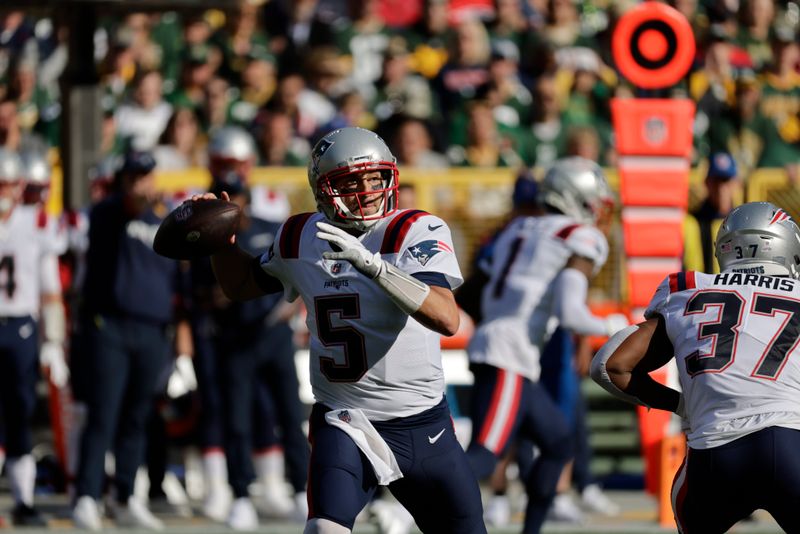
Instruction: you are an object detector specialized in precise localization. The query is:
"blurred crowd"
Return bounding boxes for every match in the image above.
[1,0,800,185]
[0,0,799,530]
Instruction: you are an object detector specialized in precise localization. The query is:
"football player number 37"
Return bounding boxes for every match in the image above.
[684,290,800,379]
[314,294,368,382]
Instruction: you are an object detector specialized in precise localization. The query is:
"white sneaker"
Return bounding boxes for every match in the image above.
[549,493,585,524]
[227,497,258,531]
[292,491,309,523]
[257,476,294,518]
[580,484,621,516]
[370,499,415,534]
[484,494,511,526]
[72,496,102,531]
[115,497,164,530]
[203,479,232,522]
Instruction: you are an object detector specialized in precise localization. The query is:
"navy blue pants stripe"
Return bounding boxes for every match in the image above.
[467,363,573,534]
[307,398,486,533]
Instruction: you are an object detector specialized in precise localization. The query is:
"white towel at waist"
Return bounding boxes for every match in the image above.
[324,408,403,485]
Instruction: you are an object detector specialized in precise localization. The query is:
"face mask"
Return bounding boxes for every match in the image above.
[0,197,14,214]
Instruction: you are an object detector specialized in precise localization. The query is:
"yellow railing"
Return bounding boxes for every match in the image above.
[47,165,791,304]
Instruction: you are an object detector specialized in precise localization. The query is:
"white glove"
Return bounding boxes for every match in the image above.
[167,354,198,399]
[315,222,383,278]
[604,313,630,337]
[41,341,69,388]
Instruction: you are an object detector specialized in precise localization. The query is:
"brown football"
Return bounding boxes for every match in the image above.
[153,199,241,260]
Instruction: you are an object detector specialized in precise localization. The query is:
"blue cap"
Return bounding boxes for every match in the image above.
[512,174,539,208]
[119,150,156,176]
[707,152,737,180]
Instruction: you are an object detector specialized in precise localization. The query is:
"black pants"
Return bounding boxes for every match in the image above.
[75,315,168,502]
[210,320,309,498]
[0,316,38,457]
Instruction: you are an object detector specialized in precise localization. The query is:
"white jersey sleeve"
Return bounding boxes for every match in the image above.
[392,214,463,290]
[563,225,608,274]
[258,213,314,303]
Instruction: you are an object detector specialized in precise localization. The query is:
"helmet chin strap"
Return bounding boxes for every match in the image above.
[331,196,386,230]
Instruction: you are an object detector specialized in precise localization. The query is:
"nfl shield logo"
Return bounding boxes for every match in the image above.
[643,116,667,147]
[331,263,342,274]
[338,410,351,423]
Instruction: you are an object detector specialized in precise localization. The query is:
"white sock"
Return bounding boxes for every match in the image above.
[202,449,228,483]
[7,454,36,506]
[253,448,284,482]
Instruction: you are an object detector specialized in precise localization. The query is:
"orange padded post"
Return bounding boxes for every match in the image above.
[658,434,686,528]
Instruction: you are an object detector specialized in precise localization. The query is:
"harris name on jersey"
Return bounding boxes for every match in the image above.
[713,272,795,292]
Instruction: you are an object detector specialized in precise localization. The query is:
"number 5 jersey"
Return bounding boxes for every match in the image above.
[259,209,463,421]
[645,271,800,449]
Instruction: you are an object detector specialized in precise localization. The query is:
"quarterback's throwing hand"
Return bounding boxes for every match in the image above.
[316,221,383,278]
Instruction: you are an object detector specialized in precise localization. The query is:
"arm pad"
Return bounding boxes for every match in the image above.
[42,300,66,344]
[590,324,650,408]
[373,261,431,315]
[554,267,608,336]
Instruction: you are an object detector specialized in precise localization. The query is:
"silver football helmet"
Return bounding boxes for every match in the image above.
[715,201,800,279]
[537,157,614,225]
[0,148,22,183]
[207,126,256,162]
[21,150,51,185]
[308,127,399,231]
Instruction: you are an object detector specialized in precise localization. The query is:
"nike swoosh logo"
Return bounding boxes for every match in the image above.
[428,428,446,444]
[428,224,443,231]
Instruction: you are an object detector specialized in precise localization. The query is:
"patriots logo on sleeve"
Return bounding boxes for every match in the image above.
[406,240,453,266]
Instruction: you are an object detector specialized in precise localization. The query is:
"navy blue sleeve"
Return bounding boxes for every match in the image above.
[412,272,451,290]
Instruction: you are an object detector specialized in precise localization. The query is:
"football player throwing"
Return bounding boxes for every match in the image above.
[196,126,487,534]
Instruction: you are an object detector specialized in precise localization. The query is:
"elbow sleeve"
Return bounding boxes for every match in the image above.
[554,268,607,336]
[590,325,649,408]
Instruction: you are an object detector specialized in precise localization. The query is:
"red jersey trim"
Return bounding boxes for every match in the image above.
[380,209,427,254]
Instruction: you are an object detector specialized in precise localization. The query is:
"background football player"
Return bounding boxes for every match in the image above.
[592,201,800,533]
[0,147,68,526]
[465,157,629,534]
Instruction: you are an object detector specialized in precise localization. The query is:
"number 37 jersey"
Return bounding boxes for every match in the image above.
[260,210,463,421]
[645,271,800,449]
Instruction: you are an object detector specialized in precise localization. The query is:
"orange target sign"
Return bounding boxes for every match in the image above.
[612,2,695,89]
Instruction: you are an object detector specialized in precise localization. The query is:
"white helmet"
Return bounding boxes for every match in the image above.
[715,201,800,279]
[308,127,399,231]
[537,157,613,225]
[21,150,51,186]
[208,126,256,162]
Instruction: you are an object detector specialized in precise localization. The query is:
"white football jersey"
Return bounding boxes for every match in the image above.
[260,209,463,421]
[0,205,63,317]
[468,214,608,381]
[645,271,800,449]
